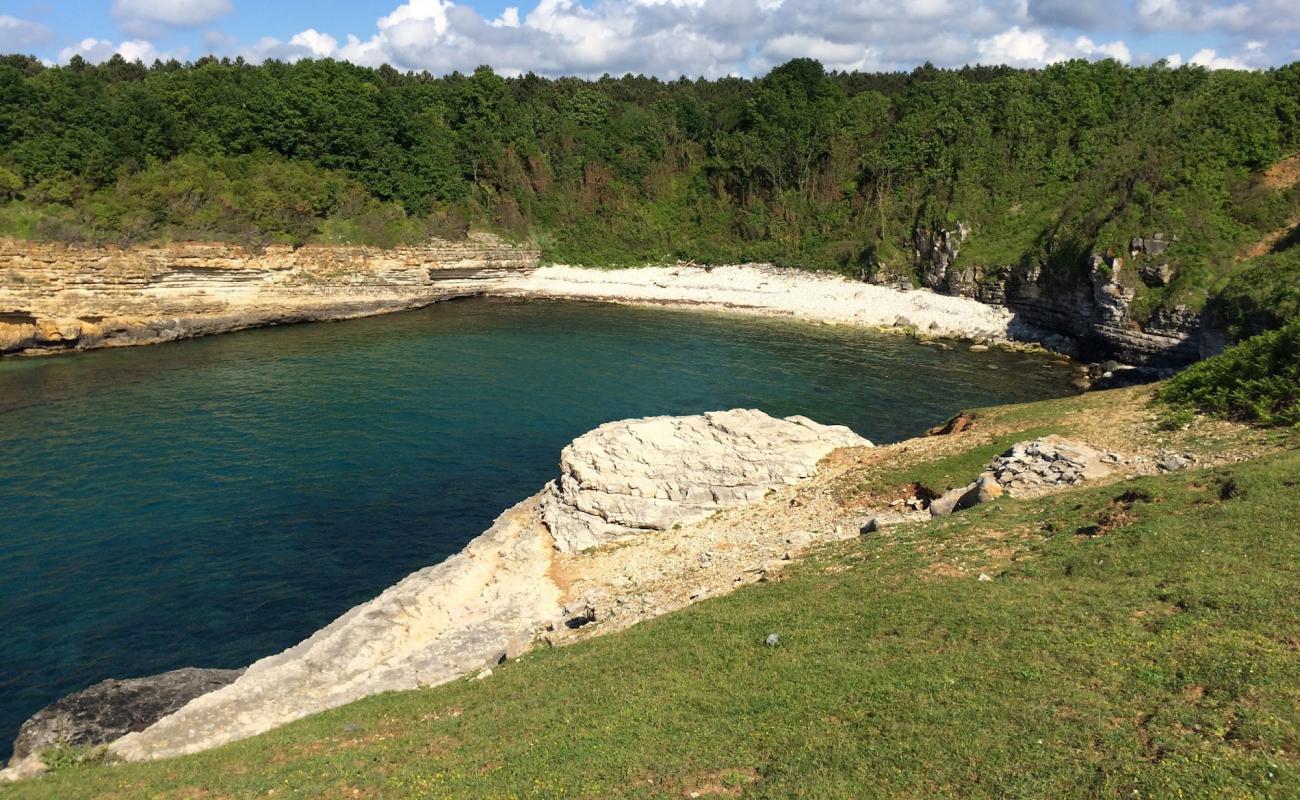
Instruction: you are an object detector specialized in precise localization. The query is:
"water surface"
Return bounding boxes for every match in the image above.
[0,298,1075,757]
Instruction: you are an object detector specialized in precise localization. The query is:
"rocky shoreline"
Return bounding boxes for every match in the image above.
[2,236,1215,378]
[0,234,539,357]
[496,263,1019,342]
[6,401,1201,782]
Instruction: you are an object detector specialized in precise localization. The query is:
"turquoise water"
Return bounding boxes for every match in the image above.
[0,298,1075,758]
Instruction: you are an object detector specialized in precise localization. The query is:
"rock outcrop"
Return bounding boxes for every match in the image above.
[4,668,242,780]
[542,410,871,553]
[0,234,538,356]
[98,409,863,764]
[905,223,1220,367]
[109,498,561,762]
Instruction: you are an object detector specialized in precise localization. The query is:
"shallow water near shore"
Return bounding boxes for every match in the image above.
[0,297,1076,759]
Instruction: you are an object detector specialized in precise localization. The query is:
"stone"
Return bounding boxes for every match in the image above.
[542,410,871,553]
[765,633,779,647]
[928,473,1001,517]
[987,436,1124,495]
[978,573,993,582]
[893,315,914,328]
[1157,454,1193,472]
[8,667,243,766]
[1139,262,1174,287]
[927,412,975,436]
[859,518,878,535]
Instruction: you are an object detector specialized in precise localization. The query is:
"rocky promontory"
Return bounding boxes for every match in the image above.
[98,410,869,764]
[0,234,538,356]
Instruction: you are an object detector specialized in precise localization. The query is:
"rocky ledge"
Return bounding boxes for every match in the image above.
[0,234,538,356]
[4,668,243,781]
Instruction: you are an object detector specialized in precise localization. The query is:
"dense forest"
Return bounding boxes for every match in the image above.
[1,53,1298,329]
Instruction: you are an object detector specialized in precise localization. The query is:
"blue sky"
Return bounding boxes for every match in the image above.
[2,0,1296,77]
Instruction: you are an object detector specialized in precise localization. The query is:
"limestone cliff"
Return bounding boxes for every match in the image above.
[0,234,539,356]
[909,224,1220,366]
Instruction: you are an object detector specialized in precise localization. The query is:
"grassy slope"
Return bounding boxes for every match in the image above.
[4,393,1299,799]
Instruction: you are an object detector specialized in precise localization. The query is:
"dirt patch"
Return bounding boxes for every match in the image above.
[680,767,760,797]
[927,412,975,436]
[1077,490,1154,537]
[1259,152,1300,191]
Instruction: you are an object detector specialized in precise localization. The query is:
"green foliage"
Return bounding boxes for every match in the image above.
[1210,246,1300,339]
[1159,316,1300,426]
[0,55,1297,317]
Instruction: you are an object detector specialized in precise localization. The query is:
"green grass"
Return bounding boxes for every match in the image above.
[6,438,1298,798]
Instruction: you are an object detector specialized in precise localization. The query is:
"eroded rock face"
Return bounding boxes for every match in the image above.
[543,409,871,553]
[0,234,538,356]
[9,668,243,765]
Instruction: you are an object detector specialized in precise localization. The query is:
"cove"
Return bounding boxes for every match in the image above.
[0,298,1076,759]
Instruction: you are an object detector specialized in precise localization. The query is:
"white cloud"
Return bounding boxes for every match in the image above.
[0,15,54,51]
[976,25,1131,67]
[289,29,339,58]
[1188,48,1250,69]
[112,0,232,36]
[211,0,1285,78]
[58,37,183,64]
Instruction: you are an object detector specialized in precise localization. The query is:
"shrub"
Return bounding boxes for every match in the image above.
[1158,316,1300,426]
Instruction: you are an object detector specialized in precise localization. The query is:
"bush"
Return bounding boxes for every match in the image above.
[1158,316,1300,426]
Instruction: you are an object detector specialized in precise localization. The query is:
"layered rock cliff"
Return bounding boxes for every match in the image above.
[910,225,1221,366]
[0,234,539,356]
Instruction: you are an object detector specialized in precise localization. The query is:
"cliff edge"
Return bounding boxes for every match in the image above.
[0,234,538,356]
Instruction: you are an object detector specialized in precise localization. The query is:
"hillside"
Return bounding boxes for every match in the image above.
[3,377,1297,798]
[1,56,1298,345]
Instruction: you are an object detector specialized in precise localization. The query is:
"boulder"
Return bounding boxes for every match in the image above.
[929,473,1000,517]
[542,409,871,553]
[8,668,243,766]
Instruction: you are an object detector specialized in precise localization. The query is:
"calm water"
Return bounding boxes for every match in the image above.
[0,298,1075,757]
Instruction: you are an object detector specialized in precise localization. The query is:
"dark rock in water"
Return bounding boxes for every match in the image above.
[9,667,243,765]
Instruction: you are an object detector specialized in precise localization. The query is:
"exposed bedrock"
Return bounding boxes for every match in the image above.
[79,409,866,764]
[909,224,1222,367]
[543,410,871,553]
[0,234,539,356]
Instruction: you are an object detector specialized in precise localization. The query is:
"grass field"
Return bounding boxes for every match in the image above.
[4,386,1298,799]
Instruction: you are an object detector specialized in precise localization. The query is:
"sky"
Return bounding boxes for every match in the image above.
[1,0,1296,77]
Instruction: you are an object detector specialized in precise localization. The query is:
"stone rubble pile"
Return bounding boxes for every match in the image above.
[988,436,1125,495]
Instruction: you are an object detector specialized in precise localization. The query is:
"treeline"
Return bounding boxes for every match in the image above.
[1,53,1298,320]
